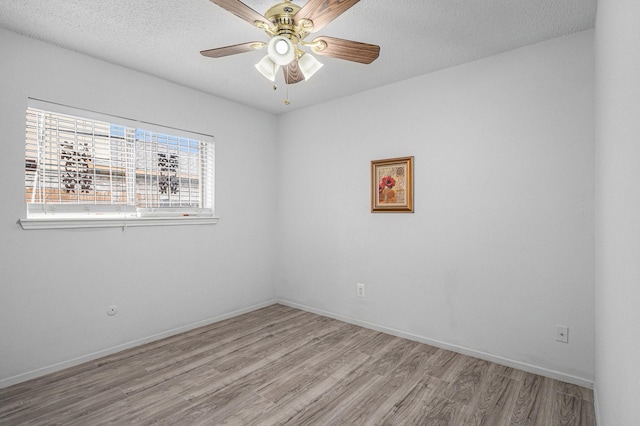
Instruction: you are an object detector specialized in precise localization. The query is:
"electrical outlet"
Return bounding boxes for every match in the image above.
[356,283,365,298]
[555,325,569,343]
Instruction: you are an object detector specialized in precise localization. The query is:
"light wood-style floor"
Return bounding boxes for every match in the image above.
[0,304,595,425]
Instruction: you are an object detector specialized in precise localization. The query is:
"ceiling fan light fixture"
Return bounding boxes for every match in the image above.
[298,53,323,80]
[267,35,295,66]
[255,55,279,81]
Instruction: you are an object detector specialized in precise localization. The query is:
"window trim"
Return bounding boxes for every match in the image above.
[19,215,218,230]
[21,99,218,229]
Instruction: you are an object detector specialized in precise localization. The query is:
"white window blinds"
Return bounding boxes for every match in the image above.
[24,102,214,221]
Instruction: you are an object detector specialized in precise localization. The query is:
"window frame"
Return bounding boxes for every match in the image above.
[19,99,218,230]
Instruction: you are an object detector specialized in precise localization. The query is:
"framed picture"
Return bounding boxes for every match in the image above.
[371,156,414,213]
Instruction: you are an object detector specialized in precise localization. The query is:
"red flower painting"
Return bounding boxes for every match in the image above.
[371,157,413,213]
[380,175,396,189]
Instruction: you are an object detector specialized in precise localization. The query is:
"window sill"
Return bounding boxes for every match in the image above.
[19,216,219,230]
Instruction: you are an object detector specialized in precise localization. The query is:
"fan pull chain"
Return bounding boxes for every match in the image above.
[284,84,291,105]
[269,81,290,106]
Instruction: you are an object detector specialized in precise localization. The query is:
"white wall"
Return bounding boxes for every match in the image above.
[0,26,598,392]
[0,29,278,387]
[594,2,640,425]
[276,31,595,385]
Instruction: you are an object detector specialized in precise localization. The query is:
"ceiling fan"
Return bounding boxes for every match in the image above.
[200,0,380,85]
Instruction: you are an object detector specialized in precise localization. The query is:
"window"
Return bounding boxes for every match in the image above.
[20,100,216,229]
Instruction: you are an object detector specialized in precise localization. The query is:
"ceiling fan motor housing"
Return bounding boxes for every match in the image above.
[263,1,310,44]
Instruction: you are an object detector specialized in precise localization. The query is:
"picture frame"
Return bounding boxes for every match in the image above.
[371,156,414,213]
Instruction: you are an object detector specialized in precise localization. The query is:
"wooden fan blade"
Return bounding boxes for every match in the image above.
[209,0,270,27]
[200,42,266,58]
[283,60,305,84]
[311,36,380,64]
[295,0,360,33]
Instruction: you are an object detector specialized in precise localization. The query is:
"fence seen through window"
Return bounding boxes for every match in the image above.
[24,106,214,219]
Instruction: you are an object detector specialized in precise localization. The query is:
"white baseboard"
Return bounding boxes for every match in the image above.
[0,299,277,390]
[593,382,601,425]
[2,298,594,391]
[277,298,594,389]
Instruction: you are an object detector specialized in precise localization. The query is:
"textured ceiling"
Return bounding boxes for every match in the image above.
[0,0,596,115]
